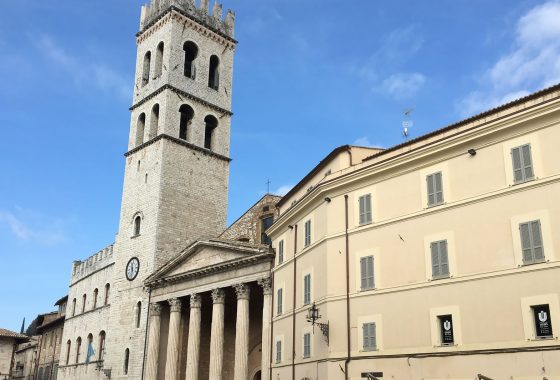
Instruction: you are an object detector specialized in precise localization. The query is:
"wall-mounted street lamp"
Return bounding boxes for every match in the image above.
[306,302,329,345]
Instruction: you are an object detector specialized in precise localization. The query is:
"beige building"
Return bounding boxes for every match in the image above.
[266,85,560,379]
[12,337,39,380]
[0,328,28,380]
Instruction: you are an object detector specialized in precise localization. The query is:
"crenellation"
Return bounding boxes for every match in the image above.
[70,244,115,284]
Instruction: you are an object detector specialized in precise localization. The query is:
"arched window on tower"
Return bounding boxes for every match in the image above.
[82,294,87,313]
[134,215,141,236]
[142,51,151,86]
[183,41,198,79]
[104,283,110,306]
[93,288,98,309]
[72,298,76,316]
[75,337,82,363]
[86,334,93,362]
[149,104,159,140]
[135,301,142,328]
[98,331,106,361]
[179,104,194,141]
[204,115,218,150]
[136,113,146,147]
[155,42,164,78]
[208,55,220,90]
[124,348,130,374]
[66,340,71,365]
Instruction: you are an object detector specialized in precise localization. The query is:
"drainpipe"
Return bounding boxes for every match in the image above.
[292,224,298,380]
[140,287,152,380]
[344,195,351,380]
[269,269,275,380]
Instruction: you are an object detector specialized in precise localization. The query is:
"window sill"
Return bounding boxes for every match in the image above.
[512,177,536,186]
[360,287,376,292]
[131,234,141,239]
[520,260,547,267]
[430,275,451,281]
[531,336,556,341]
[426,202,445,209]
[360,348,378,352]
[358,221,373,227]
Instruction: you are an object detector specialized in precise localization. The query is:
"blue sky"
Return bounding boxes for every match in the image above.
[1,0,559,331]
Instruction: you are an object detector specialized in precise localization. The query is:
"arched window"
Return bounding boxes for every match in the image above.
[104,284,110,306]
[204,115,218,150]
[183,41,198,79]
[136,113,146,147]
[72,298,76,316]
[93,288,98,309]
[149,104,159,140]
[82,294,87,313]
[86,334,93,362]
[155,42,164,78]
[135,301,142,328]
[208,55,220,90]
[178,104,194,141]
[124,348,130,374]
[98,331,106,361]
[76,337,82,363]
[66,340,71,365]
[134,216,141,236]
[142,51,151,86]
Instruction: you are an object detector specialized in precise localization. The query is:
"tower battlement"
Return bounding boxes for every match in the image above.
[140,0,235,38]
[71,244,114,283]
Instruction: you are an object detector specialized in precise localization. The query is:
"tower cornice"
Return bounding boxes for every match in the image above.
[130,84,233,116]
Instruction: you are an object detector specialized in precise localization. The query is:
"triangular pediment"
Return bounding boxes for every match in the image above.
[167,245,253,277]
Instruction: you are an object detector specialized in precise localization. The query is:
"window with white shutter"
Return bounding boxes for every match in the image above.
[360,256,375,290]
[358,194,373,225]
[278,240,284,264]
[304,220,311,247]
[303,333,311,358]
[431,240,449,279]
[426,172,444,207]
[277,288,283,315]
[303,274,311,305]
[511,144,534,183]
[520,220,545,264]
[362,322,377,350]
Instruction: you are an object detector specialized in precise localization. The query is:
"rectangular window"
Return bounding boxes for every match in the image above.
[275,341,282,363]
[431,240,449,279]
[426,172,444,207]
[360,256,375,290]
[520,220,545,264]
[304,220,311,247]
[438,315,454,345]
[358,194,373,225]
[277,288,283,316]
[303,333,311,358]
[303,274,311,305]
[362,322,377,350]
[261,216,274,245]
[532,304,553,338]
[512,144,534,183]
[278,240,284,264]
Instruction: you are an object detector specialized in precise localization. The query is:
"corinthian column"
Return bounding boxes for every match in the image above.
[164,298,182,380]
[185,294,202,380]
[233,283,250,380]
[209,289,225,380]
[258,278,272,380]
[145,303,162,380]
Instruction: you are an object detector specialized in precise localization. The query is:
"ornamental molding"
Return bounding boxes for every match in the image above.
[168,298,182,312]
[211,288,225,304]
[234,283,250,300]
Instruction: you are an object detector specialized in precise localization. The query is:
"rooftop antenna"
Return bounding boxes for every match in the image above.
[402,107,415,140]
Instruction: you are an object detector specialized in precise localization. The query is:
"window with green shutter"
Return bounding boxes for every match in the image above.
[360,256,375,290]
[427,172,444,207]
[362,322,377,350]
[359,194,373,225]
[303,274,311,305]
[520,220,545,264]
[431,240,449,279]
[512,144,534,183]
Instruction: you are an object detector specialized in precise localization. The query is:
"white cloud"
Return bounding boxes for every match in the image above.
[352,137,384,149]
[381,73,426,99]
[458,0,560,117]
[36,35,130,100]
[273,185,292,196]
[0,211,67,246]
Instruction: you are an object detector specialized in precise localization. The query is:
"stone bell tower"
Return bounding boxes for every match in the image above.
[104,1,236,378]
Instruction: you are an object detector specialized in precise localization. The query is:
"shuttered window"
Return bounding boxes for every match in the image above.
[278,240,284,264]
[304,220,311,247]
[303,274,311,305]
[520,220,545,264]
[427,172,444,207]
[277,288,283,315]
[303,333,311,358]
[512,144,534,183]
[362,322,377,350]
[275,341,282,363]
[359,194,373,225]
[431,240,449,279]
[360,256,375,290]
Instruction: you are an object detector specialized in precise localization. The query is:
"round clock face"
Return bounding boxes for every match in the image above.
[126,257,140,281]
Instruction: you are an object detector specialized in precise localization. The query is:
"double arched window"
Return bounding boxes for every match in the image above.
[179,104,194,141]
[204,115,218,150]
[183,42,198,79]
[208,55,220,90]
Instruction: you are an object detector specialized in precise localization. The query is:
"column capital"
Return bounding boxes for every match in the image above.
[168,298,182,312]
[211,288,225,304]
[234,283,250,300]
[258,277,272,295]
[150,303,163,316]
[190,293,201,308]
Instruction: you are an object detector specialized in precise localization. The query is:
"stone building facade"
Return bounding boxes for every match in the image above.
[35,296,67,380]
[0,328,28,380]
[12,337,38,380]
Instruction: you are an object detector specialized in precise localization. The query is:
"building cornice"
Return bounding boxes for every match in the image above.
[130,84,233,116]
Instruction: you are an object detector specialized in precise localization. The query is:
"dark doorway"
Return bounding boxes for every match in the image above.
[253,371,262,380]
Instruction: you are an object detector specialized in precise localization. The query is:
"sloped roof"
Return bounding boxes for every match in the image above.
[0,328,29,341]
